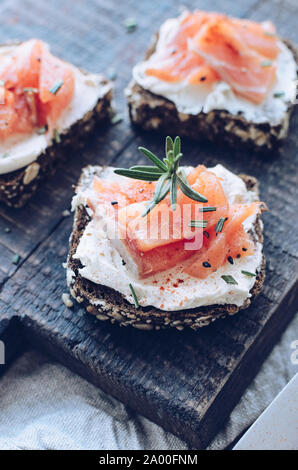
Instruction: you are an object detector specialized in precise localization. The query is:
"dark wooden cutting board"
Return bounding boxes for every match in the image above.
[0,0,297,449]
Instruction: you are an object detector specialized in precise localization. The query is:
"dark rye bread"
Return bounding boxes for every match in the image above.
[0,42,113,208]
[67,167,265,331]
[126,37,298,152]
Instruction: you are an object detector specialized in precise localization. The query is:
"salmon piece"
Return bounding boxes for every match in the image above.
[229,19,279,60]
[191,16,278,103]
[184,202,261,278]
[145,11,279,104]
[89,176,156,212]
[126,238,197,278]
[146,11,219,84]
[0,89,34,139]
[0,39,43,91]
[38,46,75,126]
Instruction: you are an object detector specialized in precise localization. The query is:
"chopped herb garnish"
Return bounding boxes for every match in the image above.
[221,275,238,285]
[129,283,139,307]
[53,128,61,143]
[202,261,211,268]
[0,79,5,87]
[12,254,20,265]
[227,256,234,265]
[215,217,227,233]
[263,31,276,37]
[49,79,63,95]
[111,113,123,125]
[273,91,285,98]
[107,68,117,80]
[189,220,208,228]
[114,136,208,217]
[37,125,48,135]
[261,60,273,67]
[124,17,137,33]
[23,87,38,93]
[4,227,11,233]
[199,206,216,212]
[241,270,256,277]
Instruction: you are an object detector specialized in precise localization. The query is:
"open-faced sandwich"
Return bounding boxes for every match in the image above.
[67,136,267,330]
[0,39,113,207]
[127,10,297,152]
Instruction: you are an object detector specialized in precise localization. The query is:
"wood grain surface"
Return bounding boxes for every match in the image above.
[0,0,297,449]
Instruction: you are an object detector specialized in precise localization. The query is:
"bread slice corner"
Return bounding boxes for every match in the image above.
[66,167,265,331]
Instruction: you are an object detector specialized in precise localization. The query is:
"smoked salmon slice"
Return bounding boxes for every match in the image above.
[0,39,75,140]
[145,11,279,104]
[90,167,263,279]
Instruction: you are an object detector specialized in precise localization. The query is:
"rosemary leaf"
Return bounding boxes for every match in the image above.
[138,147,168,171]
[173,136,181,158]
[177,174,208,203]
[114,169,161,181]
[166,135,174,155]
[130,165,163,174]
[170,173,177,210]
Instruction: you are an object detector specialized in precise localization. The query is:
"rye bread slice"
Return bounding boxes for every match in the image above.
[0,42,113,208]
[126,37,298,152]
[66,166,265,331]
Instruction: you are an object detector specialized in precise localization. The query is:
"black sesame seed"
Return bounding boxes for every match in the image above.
[203,261,211,268]
[200,76,206,81]
[111,201,118,205]
[121,259,126,266]
[242,247,247,251]
[236,254,241,258]
[203,230,209,238]
[228,256,234,265]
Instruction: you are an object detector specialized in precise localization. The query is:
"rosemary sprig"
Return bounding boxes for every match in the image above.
[114,136,208,216]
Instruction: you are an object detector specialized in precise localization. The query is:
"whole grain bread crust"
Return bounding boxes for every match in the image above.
[126,37,298,152]
[0,42,113,208]
[67,168,265,331]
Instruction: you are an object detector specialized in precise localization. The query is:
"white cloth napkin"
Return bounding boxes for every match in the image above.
[0,314,297,450]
